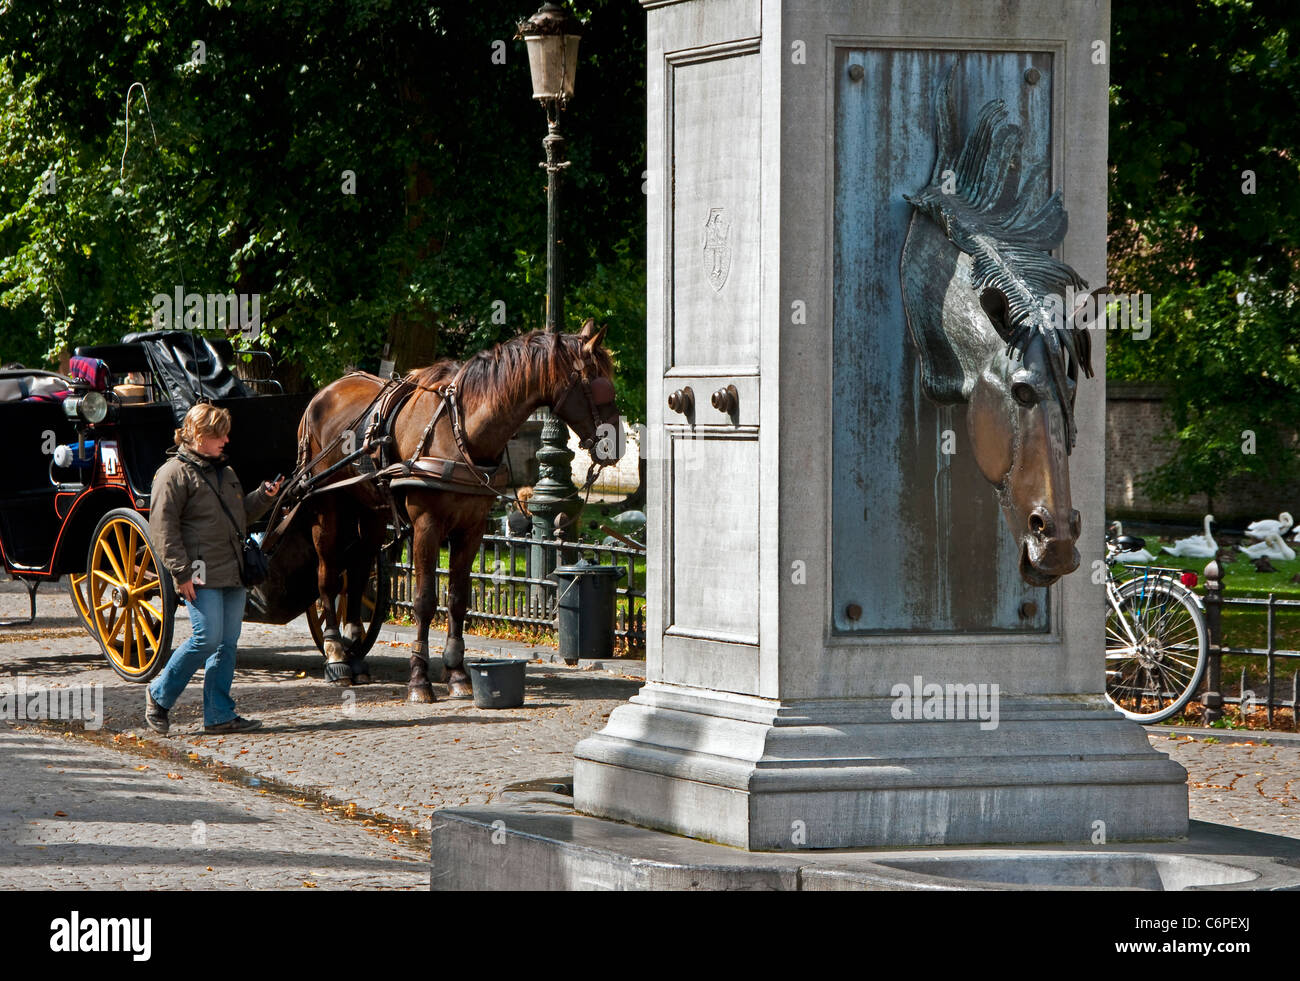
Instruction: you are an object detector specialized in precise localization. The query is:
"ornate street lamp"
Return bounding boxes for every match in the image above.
[519,3,584,584]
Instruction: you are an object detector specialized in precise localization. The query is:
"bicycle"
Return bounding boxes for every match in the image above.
[1103,527,1209,724]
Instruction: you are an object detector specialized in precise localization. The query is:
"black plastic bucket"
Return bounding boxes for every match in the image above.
[466,659,528,709]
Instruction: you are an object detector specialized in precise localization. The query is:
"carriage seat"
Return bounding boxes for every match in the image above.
[120,330,250,424]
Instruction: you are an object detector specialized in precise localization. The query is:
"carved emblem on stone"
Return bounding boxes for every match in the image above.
[703,208,731,292]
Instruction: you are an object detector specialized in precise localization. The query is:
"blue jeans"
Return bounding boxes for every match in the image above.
[149,586,247,726]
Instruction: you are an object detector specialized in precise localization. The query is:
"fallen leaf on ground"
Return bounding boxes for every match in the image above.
[303,880,317,888]
[133,765,149,771]
[53,811,67,817]
[166,773,182,780]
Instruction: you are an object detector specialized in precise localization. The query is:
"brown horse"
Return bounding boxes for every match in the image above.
[295,321,619,701]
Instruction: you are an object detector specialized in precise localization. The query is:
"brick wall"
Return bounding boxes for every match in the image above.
[1107,382,1300,524]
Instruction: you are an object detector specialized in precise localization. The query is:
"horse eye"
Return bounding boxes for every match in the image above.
[1012,382,1037,406]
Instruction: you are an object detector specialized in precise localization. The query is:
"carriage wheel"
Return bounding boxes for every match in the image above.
[86,508,176,683]
[306,552,389,659]
[66,571,93,632]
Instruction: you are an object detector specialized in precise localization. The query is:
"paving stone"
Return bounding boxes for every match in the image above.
[0,724,427,890]
[2,579,1297,878]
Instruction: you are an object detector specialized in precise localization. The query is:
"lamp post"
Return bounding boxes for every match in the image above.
[520,3,583,589]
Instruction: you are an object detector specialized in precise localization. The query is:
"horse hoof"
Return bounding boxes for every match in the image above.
[330,675,353,687]
[324,660,352,685]
[448,681,474,699]
[408,686,436,704]
[352,673,371,685]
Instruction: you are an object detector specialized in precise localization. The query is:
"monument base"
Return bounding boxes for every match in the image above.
[571,684,1189,850]
[430,800,1300,891]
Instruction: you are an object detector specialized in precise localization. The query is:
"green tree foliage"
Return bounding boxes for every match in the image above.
[1108,0,1300,505]
[0,0,646,421]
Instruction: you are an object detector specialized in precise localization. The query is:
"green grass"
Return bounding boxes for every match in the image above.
[1121,550,1300,598]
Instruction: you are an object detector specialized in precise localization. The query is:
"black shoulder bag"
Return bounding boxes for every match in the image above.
[184,461,270,588]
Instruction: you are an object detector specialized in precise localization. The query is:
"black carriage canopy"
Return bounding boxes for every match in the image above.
[76,331,251,424]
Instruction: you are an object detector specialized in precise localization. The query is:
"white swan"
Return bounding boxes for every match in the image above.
[1162,514,1217,558]
[1239,532,1296,562]
[1116,546,1159,563]
[1246,511,1293,540]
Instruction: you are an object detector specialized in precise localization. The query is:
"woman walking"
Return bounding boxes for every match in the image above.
[145,403,282,735]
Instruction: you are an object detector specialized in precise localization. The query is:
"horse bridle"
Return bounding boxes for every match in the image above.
[406,343,618,501]
[551,349,619,457]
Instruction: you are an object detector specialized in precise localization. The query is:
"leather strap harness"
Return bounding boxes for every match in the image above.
[262,348,613,555]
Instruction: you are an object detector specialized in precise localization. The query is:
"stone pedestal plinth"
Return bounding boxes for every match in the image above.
[572,0,1188,851]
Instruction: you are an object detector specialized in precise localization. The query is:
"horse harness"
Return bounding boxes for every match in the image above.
[265,349,613,552]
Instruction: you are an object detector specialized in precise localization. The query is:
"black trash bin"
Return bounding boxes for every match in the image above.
[550,558,627,665]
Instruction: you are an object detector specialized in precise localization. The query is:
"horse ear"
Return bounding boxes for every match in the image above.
[581,321,608,353]
[979,287,1015,344]
[579,317,596,338]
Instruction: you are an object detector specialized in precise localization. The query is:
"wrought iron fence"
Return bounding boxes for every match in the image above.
[384,530,646,651]
[1200,566,1300,729]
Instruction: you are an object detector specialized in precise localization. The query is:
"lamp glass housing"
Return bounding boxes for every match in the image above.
[525,33,580,102]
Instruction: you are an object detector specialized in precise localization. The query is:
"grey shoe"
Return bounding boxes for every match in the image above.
[144,690,169,734]
[204,715,261,734]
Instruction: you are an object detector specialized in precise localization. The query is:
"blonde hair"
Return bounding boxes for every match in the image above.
[175,403,232,448]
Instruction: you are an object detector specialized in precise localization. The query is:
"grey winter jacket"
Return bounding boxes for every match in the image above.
[149,446,272,589]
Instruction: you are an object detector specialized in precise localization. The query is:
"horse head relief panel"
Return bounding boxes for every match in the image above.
[832,48,1092,635]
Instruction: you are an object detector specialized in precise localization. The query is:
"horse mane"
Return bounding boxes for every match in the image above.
[904,65,1093,446]
[407,328,613,414]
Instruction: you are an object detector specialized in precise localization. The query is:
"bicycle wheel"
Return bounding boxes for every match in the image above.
[1105,575,1208,723]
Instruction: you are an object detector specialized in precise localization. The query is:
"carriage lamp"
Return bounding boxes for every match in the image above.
[519,2,585,586]
[62,389,109,425]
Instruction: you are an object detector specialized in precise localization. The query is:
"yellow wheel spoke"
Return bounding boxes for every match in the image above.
[132,613,149,666]
[118,610,131,667]
[138,598,162,622]
[126,526,139,581]
[132,543,152,590]
[111,523,131,575]
[96,545,128,584]
[129,581,159,601]
[105,609,126,643]
[136,609,159,650]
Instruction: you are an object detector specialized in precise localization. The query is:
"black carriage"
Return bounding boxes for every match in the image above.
[0,332,388,681]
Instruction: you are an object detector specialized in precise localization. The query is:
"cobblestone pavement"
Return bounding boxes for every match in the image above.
[0,582,641,836]
[0,723,428,889]
[1150,730,1300,838]
[1,580,1297,871]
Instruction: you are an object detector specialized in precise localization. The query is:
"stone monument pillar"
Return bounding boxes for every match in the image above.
[573,0,1188,849]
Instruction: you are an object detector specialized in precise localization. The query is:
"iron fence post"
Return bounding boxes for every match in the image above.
[1202,558,1223,724]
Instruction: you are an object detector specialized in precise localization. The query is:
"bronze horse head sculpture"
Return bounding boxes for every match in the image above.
[901,67,1096,587]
